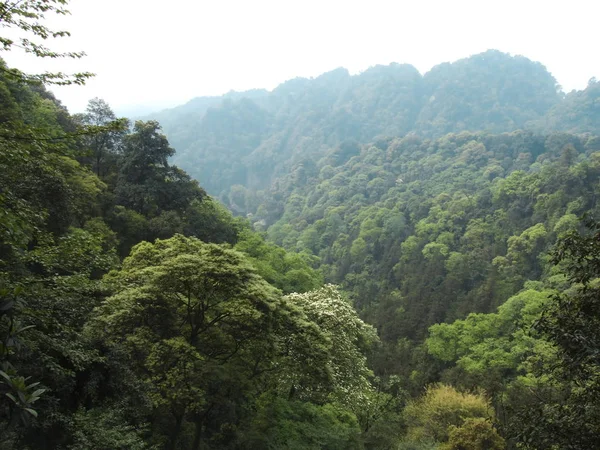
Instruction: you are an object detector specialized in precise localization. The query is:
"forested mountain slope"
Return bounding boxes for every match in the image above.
[258,130,600,447]
[533,77,600,134]
[145,50,598,202]
[3,2,600,446]
[138,49,600,447]
[263,131,600,338]
[2,55,381,449]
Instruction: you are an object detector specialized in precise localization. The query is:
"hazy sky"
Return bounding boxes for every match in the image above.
[4,0,599,116]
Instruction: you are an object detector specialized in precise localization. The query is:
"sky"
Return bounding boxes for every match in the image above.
[4,0,599,116]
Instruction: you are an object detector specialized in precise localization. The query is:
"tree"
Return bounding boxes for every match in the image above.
[283,285,378,415]
[516,219,600,448]
[234,227,323,294]
[442,418,505,450]
[88,234,284,449]
[426,288,552,389]
[116,120,187,215]
[120,121,174,183]
[0,0,93,86]
[401,384,497,446]
[76,98,128,178]
[243,394,363,450]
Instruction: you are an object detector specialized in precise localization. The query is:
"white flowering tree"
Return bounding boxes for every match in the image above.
[283,285,379,412]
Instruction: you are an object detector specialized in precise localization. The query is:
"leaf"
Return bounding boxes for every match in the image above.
[16,324,35,334]
[31,388,46,398]
[0,370,11,382]
[24,407,38,418]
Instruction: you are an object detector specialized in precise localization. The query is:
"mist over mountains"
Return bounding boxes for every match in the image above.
[4,18,600,445]
[145,50,599,199]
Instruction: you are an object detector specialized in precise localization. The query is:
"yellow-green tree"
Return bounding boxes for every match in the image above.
[402,384,498,446]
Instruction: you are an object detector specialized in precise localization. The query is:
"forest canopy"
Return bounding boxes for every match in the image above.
[1,1,600,448]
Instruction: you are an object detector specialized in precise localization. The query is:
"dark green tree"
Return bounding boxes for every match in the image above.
[76,98,128,178]
[516,219,600,449]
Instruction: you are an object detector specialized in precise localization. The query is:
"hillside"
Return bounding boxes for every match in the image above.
[3,3,600,446]
[264,131,599,339]
[252,129,600,446]
[142,50,600,447]
[143,50,600,203]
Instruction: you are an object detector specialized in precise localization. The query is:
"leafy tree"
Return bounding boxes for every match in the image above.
[0,0,93,86]
[183,197,239,245]
[86,235,362,449]
[426,288,553,389]
[514,219,600,449]
[442,417,505,450]
[76,98,128,178]
[283,285,378,413]
[88,234,284,448]
[115,120,205,218]
[243,394,362,450]
[235,227,322,293]
[401,384,495,446]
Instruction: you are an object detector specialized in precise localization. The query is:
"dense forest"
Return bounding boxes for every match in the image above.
[2,1,600,449]
[147,51,600,206]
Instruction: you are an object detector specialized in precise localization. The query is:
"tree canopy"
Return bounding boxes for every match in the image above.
[1,2,600,448]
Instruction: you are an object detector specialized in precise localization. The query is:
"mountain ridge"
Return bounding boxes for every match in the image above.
[142,50,598,204]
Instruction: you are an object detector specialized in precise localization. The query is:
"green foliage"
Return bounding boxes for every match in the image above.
[0,0,93,86]
[75,97,129,178]
[235,228,323,293]
[68,407,153,450]
[84,237,372,449]
[244,394,362,450]
[254,130,598,366]
[148,50,600,207]
[402,384,494,444]
[0,369,45,423]
[426,289,552,384]
[534,78,600,135]
[416,50,559,136]
[441,418,505,450]
[87,234,283,448]
[115,120,199,216]
[2,9,600,447]
[184,197,240,245]
[284,285,378,411]
[513,220,600,449]
[0,41,334,447]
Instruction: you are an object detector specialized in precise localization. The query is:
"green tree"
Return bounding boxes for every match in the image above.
[76,98,128,178]
[402,384,495,446]
[516,219,600,449]
[0,0,93,86]
[283,285,378,416]
[442,418,505,450]
[243,394,362,450]
[116,120,204,217]
[88,234,290,449]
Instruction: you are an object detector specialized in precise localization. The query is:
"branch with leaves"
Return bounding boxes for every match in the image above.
[0,0,94,85]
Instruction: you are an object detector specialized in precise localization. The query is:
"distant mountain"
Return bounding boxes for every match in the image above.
[143,50,596,201]
[415,50,560,135]
[531,77,600,134]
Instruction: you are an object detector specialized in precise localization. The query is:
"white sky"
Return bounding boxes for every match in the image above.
[3,0,599,116]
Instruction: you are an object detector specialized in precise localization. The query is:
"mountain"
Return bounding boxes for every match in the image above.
[531,77,600,135]
[143,50,580,201]
[5,1,600,446]
[137,51,600,447]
